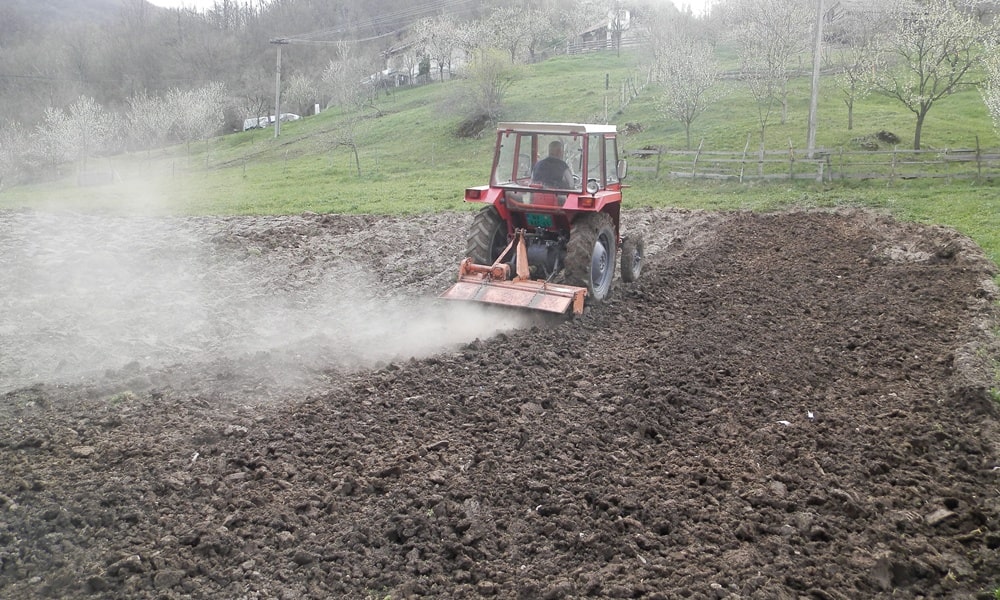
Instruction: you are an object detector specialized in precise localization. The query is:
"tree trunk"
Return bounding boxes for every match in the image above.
[913,108,928,150]
[780,82,789,125]
[846,97,854,131]
[758,138,765,177]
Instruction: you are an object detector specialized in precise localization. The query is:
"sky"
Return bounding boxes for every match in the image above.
[673,0,714,16]
[146,0,717,17]
[146,0,221,10]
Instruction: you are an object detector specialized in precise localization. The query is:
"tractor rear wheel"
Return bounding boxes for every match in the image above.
[621,234,644,282]
[466,206,508,265]
[565,212,616,303]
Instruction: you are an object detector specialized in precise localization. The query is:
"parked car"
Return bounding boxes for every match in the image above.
[242,113,301,131]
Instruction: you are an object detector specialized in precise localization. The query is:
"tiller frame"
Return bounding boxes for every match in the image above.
[441,229,587,315]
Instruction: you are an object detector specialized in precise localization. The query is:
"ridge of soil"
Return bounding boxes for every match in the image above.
[1,207,999,599]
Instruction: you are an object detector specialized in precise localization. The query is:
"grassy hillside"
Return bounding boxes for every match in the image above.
[2,49,999,270]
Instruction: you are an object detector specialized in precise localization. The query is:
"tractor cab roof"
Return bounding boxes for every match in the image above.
[496,122,618,135]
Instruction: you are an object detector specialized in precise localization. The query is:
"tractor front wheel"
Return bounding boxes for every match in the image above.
[565,212,616,303]
[621,234,644,282]
[466,206,508,265]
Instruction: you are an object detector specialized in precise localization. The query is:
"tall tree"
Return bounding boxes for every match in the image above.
[725,0,812,133]
[868,0,993,149]
[127,91,174,154]
[168,82,228,152]
[826,7,886,131]
[321,42,377,110]
[285,72,318,116]
[489,6,531,63]
[523,8,559,63]
[32,96,118,173]
[654,34,723,150]
[413,16,460,81]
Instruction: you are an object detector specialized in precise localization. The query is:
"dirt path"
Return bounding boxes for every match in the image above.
[1,208,998,599]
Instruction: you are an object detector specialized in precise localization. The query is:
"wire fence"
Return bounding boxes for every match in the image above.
[628,139,1000,183]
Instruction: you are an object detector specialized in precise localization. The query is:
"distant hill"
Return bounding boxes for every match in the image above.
[4,0,139,26]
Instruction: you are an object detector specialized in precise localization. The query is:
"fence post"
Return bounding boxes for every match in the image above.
[976,135,982,182]
[890,146,897,183]
[655,145,662,178]
[740,133,750,183]
[788,139,795,180]
[944,148,952,184]
[692,139,704,179]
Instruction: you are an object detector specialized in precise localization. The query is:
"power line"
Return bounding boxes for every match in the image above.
[280,0,480,45]
[0,73,216,85]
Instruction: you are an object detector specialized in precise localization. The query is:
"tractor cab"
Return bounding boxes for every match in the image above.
[487,123,626,213]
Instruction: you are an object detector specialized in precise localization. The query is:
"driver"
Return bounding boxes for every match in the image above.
[531,140,573,189]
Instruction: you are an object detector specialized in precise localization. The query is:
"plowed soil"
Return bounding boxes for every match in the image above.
[1,207,999,599]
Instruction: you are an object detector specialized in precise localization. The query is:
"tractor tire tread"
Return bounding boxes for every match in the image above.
[466,206,506,265]
[564,212,616,303]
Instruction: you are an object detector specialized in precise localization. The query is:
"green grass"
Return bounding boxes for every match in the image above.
[2,49,1000,276]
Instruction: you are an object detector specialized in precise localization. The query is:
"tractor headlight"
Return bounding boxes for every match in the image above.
[586,179,600,195]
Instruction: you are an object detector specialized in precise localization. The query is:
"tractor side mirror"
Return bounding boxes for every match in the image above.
[617,159,628,180]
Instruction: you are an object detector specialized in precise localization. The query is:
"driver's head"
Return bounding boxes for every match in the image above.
[548,140,563,159]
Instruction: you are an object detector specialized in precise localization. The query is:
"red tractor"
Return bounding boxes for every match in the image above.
[441,122,643,315]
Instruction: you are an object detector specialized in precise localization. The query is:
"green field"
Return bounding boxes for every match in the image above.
[2,50,999,275]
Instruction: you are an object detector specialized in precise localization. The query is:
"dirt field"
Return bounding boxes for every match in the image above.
[1,207,999,599]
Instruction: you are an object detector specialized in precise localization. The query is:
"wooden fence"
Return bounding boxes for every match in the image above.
[628,141,1000,183]
[566,37,644,55]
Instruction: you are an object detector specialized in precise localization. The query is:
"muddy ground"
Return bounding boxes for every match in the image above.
[1,207,999,599]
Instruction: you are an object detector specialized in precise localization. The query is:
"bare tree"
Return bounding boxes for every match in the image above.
[33,108,72,174]
[285,73,317,116]
[826,8,886,131]
[455,18,490,58]
[127,91,174,154]
[0,121,28,190]
[524,8,559,63]
[168,82,228,152]
[325,116,363,177]
[234,64,272,128]
[321,42,375,110]
[561,0,612,36]
[65,96,119,168]
[413,16,460,81]
[725,0,813,130]
[654,33,724,150]
[489,6,531,63]
[464,48,519,121]
[869,0,993,149]
[635,1,683,66]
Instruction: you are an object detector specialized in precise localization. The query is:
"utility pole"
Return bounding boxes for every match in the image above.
[806,0,824,158]
[270,38,289,138]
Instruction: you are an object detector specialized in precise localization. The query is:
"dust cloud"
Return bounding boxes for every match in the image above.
[0,209,533,396]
